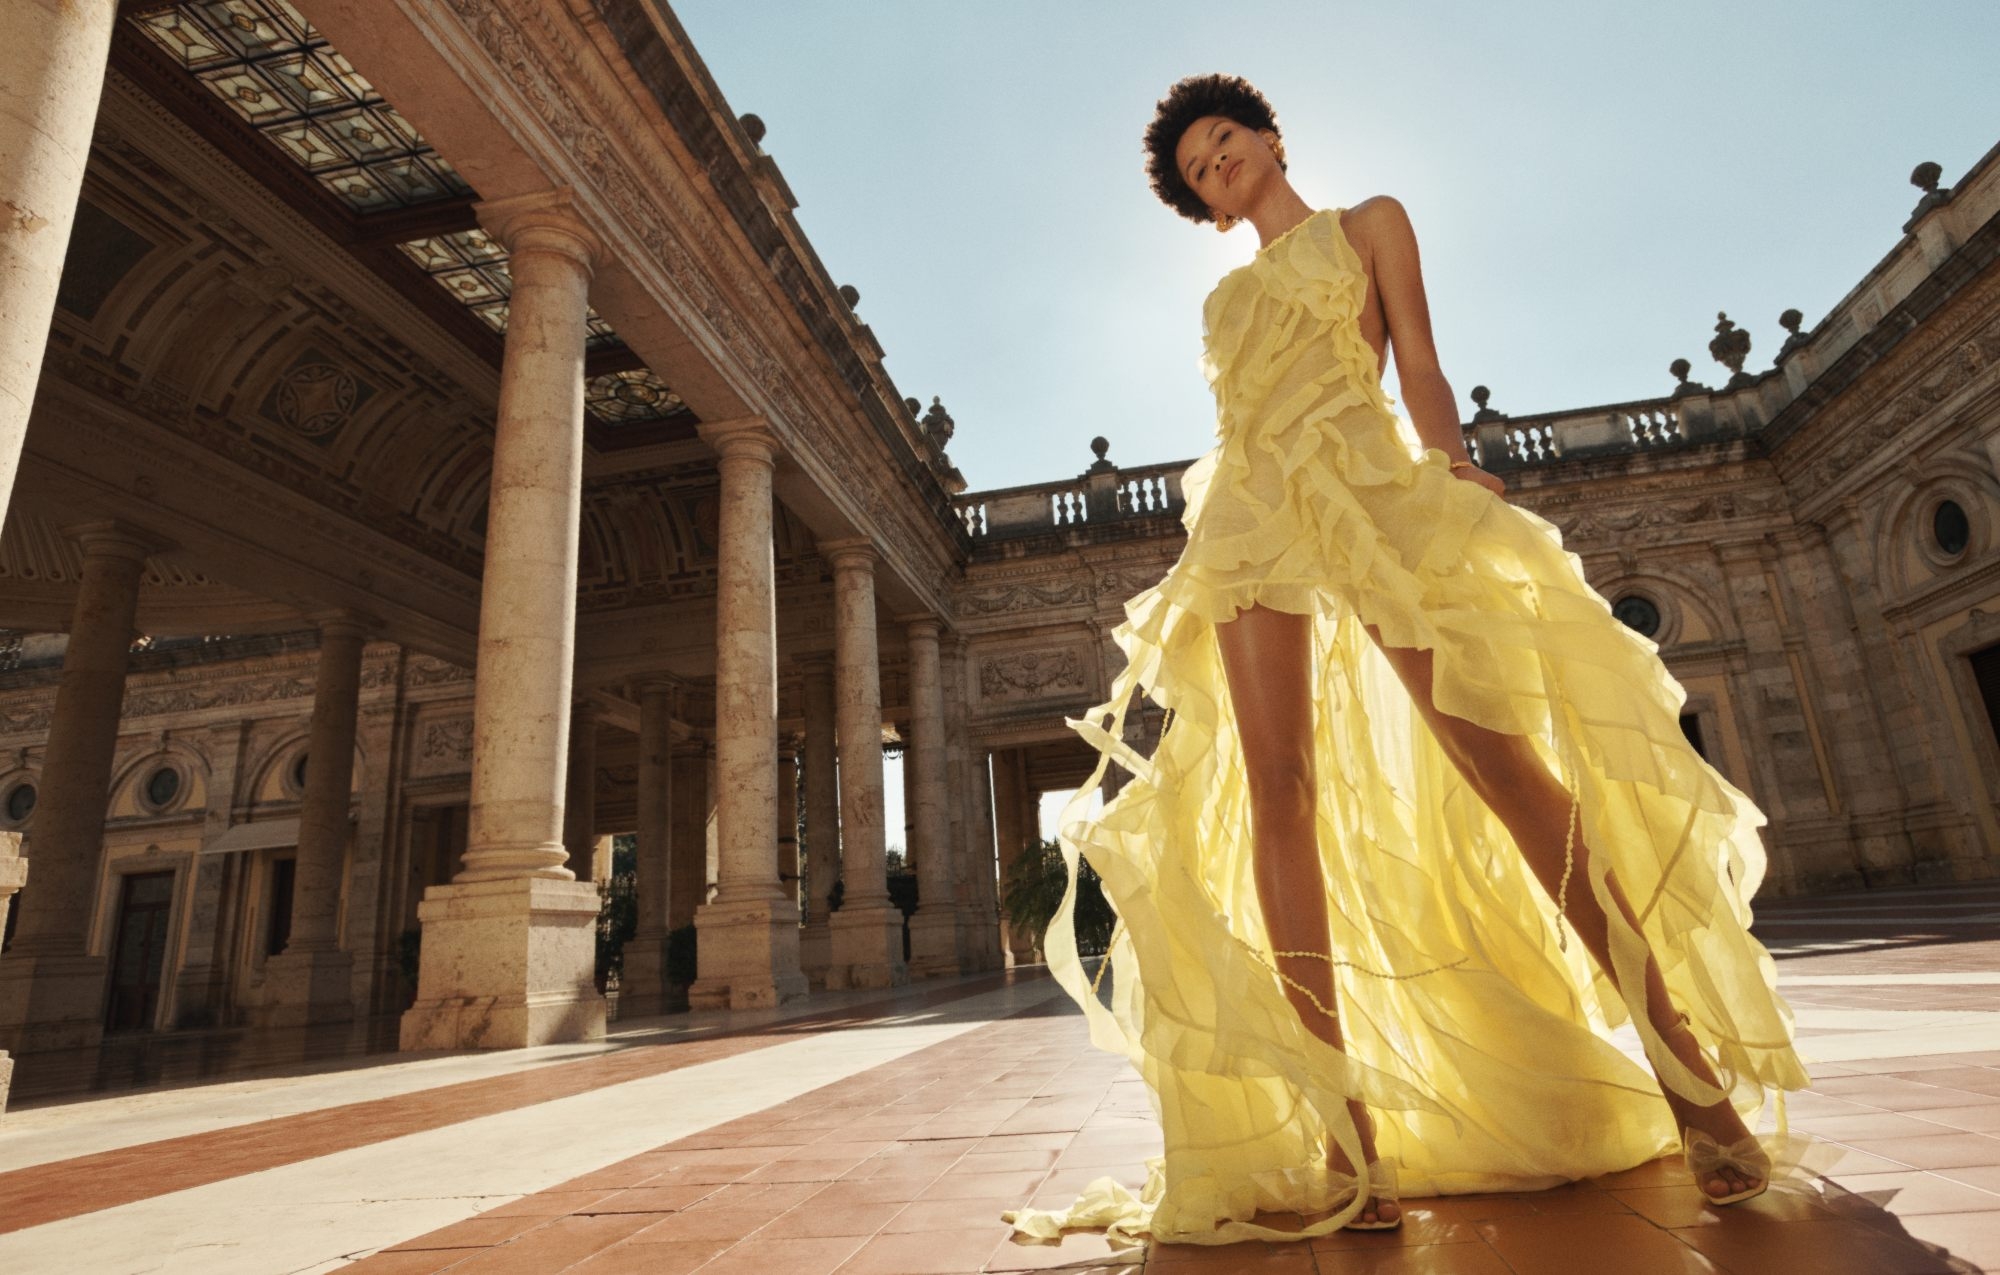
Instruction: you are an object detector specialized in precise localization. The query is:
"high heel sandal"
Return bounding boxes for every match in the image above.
[1330,1105,1402,1231]
[1666,1010,1770,1207]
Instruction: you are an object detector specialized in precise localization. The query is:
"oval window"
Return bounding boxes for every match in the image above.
[1613,595,1662,637]
[4,783,35,823]
[145,766,181,808]
[1934,500,1970,556]
[291,753,310,790]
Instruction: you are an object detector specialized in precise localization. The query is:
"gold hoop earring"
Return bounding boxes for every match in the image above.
[1213,211,1237,233]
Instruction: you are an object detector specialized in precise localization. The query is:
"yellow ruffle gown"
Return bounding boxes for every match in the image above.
[1001,207,1818,1245]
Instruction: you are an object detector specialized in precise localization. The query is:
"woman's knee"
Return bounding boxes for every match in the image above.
[1242,749,1317,824]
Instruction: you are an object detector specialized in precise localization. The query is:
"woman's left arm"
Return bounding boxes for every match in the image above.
[1358,197,1504,495]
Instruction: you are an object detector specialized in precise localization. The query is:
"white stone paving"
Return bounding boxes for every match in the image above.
[0,976,1066,1275]
[0,977,1011,1172]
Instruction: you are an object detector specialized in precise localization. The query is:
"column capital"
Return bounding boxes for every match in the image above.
[893,612,945,642]
[60,519,170,562]
[796,650,836,674]
[474,188,601,273]
[306,607,378,641]
[697,416,781,465]
[819,536,877,572]
[632,674,681,701]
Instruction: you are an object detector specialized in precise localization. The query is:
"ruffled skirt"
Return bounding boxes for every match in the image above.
[1001,367,1817,1245]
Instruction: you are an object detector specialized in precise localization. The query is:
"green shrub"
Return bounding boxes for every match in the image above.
[1000,837,1116,958]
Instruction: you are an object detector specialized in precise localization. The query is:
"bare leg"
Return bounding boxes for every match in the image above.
[1215,603,1397,1226]
[1359,622,1761,1201]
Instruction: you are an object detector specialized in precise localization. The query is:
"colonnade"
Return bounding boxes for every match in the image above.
[0,8,1005,1070]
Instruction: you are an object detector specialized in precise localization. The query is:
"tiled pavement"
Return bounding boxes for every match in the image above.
[2,882,1999,1273]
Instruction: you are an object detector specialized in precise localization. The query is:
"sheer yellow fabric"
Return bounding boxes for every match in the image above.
[1001,208,1819,1246]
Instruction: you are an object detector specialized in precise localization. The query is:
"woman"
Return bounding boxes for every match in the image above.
[1002,74,1828,1246]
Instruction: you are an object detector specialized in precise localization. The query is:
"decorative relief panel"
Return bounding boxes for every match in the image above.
[413,715,473,775]
[960,580,1091,616]
[256,346,376,438]
[1796,321,2000,498]
[978,647,1088,701]
[1547,486,1790,545]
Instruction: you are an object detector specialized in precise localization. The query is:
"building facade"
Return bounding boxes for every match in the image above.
[0,2,1994,1113]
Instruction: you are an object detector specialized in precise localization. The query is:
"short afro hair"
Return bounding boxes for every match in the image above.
[1143,74,1284,224]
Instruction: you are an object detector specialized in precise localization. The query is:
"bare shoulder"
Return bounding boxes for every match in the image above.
[1344,194,1415,245]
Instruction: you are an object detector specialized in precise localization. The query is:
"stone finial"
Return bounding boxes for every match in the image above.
[920,396,955,448]
[1470,385,1506,423]
[1669,356,1711,398]
[904,396,922,417]
[739,113,767,146]
[1708,312,1756,389]
[1903,160,1952,232]
[1776,307,1809,361]
[1085,435,1116,475]
[838,284,860,308]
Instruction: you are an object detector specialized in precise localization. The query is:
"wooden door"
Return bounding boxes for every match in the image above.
[105,870,176,1032]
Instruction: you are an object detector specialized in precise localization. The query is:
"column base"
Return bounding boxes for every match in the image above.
[908,909,961,979]
[799,917,832,989]
[687,895,809,1010]
[618,931,689,1018]
[826,903,909,990]
[955,902,989,972]
[0,952,110,1055]
[399,877,606,1051]
[257,948,356,1028]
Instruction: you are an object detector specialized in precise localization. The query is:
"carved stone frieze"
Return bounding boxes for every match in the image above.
[960,580,1091,615]
[406,655,475,687]
[1547,486,1790,545]
[413,716,474,775]
[1792,318,2000,499]
[978,647,1088,701]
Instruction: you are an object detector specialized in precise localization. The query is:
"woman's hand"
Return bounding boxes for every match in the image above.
[1449,459,1507,498]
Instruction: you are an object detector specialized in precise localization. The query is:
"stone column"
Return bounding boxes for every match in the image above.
[823,539,907,989]
[902,616,958,977]
[174,720,249,1027]
[687,417,807,1010]
[343,698,401,1017]
[969,747,1003,970]
[668,739,709,932]
[992,747,1039,967]
[562,697,599,875]
[401,191,606,1052]
[0,522,157,1054]
[798,654,838,986]
[942,636,983,971]
[262,612,370,1027]
[0,832,26,1111]
[619,679,675,1016]
[776,735,800,904]
[0,0,119,533]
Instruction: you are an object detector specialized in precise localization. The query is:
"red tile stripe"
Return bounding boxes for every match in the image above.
[0,968,1036,1234]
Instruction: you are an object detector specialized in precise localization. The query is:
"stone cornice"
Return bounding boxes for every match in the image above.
[397,0,958,617]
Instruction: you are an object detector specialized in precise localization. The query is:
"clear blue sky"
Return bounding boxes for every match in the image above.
[675,1,1997,496]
